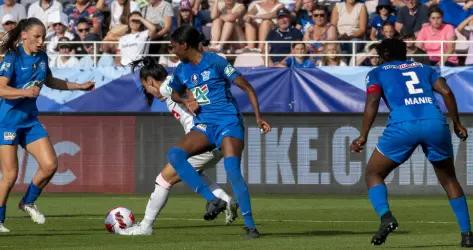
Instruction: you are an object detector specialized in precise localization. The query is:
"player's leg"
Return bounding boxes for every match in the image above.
[0,144,19,232]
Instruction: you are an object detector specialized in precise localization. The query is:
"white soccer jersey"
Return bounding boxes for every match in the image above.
[160,76,222,169]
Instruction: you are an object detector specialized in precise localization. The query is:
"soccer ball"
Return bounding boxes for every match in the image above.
[105,207,136,234]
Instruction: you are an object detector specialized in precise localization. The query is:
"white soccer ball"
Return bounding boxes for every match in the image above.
[105,207,136,234]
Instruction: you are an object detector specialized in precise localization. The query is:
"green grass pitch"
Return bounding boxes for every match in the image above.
[0,193,467,249]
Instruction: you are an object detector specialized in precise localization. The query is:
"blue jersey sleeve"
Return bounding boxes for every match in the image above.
[214,55,241,82]
[285,57,292,67]
[0,52,16,80]
[365,69,380,88]
[168,66,186,93]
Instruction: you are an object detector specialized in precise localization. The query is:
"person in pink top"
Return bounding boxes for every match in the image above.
[416,6,458,66]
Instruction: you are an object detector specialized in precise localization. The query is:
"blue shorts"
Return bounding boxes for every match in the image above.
[0,121,48,147]
[191,122,244,149]
[377,119,453,164]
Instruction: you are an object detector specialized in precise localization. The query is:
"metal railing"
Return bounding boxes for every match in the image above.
[45,40,473,67]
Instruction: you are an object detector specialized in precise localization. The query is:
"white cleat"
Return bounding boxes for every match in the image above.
[224,200,238,225]
[0,223,10,233]
[19,203,46,224]
[117,223,153,236]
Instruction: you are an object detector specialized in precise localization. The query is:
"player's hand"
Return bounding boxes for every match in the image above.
[454,123,468,141]
[78,81,95,91]
[257,119,271,134]
[184,98,199,116]
[350,136,367,153]
[23,86,40,98]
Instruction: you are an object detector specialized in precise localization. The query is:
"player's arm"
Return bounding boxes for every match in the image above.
[0,77,39,99]
[45,73,95,91]
[351,84,382,152]
[170,86,199,116]
[233,76,271,134]
[433,77,468,140]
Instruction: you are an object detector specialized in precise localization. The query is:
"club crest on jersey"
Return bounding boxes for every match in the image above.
[224,64,235,77]
[3,132,16,141]
[191,73,199,85]
[201,70,210,82]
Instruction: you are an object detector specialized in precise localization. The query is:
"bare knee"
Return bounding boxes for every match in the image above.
[39,159,58,176]
[1,168,18,187]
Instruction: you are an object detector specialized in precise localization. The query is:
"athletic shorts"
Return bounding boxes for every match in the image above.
[376,119,453,164]
[191,121,245,149]
[188,150,223,170]
[0,121,48,147]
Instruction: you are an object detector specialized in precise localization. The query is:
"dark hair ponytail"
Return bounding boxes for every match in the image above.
[0,17,45,54]
[130,56,168,105]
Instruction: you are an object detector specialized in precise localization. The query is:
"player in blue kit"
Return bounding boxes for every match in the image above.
[166,25,271,238]
[0,18,94,233]
[351,38,473,247]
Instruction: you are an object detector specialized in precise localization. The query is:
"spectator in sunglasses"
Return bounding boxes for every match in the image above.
[303,5,336,53]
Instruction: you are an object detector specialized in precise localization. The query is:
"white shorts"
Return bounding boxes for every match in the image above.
[188,150,223,171]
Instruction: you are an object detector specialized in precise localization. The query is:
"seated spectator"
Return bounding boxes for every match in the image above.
[1,13,16,32]
[331,0,368,53]
[0,0,26,32]
[209,0,245,52]
[27,0,63,28]
[266,8,303,65]
[277,42,315,67]
[295,0,315,32]
[80,32,101,68]
[110,0,140,29]
[416,6,458,66]
[64,0,104,36]
[354,42,380,66]
[402,33,430,64]
[303,5,336,54]
[159,44,181,67]
[50,37,80,68]
[380,22,397,39]
[119,11,158,66]
[457,15,473,66]
[369,0,396,41]
[46,12,75,55]
[395,0,429,36]
[317,43,348,66]
[73,18,92,55]
[173,0,204,32]
[141,0,173,55]
[243,0,283,52]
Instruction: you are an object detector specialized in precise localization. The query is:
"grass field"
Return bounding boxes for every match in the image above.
[0,193,467,249]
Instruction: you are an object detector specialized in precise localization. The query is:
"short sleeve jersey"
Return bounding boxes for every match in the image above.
[169,52,241,125]
[0,46,51,128]
[365,60,445,124]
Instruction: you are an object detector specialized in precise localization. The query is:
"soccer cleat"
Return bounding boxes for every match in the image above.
[224,200,238,225]
[204,198,227,221]
[244,227,260,239]
[18,202,45,224]
[461,231,473,247]
[117,222,153,236]
[0,223,10,233]
[371,212,398,245]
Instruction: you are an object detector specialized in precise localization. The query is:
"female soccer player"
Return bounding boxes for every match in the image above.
[117,57,237,235]
[0,18,94,232]
[166,25,271,238]
[351,38,473,247]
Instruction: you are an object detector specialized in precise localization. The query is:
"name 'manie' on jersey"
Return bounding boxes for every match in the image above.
[365,61,445,124]
[169,52,242,125]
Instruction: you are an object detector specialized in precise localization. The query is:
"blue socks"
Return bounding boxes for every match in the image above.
[224,156,256,229]
[368,183,390,218]
[449,196,472,233]
[22,183,42,205]
[0,206,5,223]
[167,147,216,202]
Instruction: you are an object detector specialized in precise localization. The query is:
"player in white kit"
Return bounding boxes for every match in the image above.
[117,57,237,236]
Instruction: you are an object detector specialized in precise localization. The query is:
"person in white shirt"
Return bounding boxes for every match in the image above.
[110,0,140,29]
[46,12,75,55]
[158,44,180,67]
[50,37,80,68]
[1,13,16,32]
[0,0,26,32]
[119,11,157,66]
[27,0,62,28]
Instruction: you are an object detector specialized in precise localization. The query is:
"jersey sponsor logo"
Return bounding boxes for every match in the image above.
[196,124,207,131]
[0,62,11,72]
[171,109,181,120]
[191,73,199,85]
[191,84,210,105]
[3,132,16,141]
[382,62,422,70]
[224,64,235,77]
[22,80,43,89]
[201,70,210,82]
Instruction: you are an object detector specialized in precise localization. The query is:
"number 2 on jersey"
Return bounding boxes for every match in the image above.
[402,71,423,95]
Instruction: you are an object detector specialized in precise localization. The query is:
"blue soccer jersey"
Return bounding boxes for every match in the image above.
[0,46,50,128]
[366,60,445,125]
[169,52,242,125]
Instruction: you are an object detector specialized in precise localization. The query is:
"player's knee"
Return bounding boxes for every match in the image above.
[41,159,58,176]
[167,147,189,166]
[0,169,18,187]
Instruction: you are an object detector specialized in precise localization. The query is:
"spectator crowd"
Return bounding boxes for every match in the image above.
[0,0,472,67]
